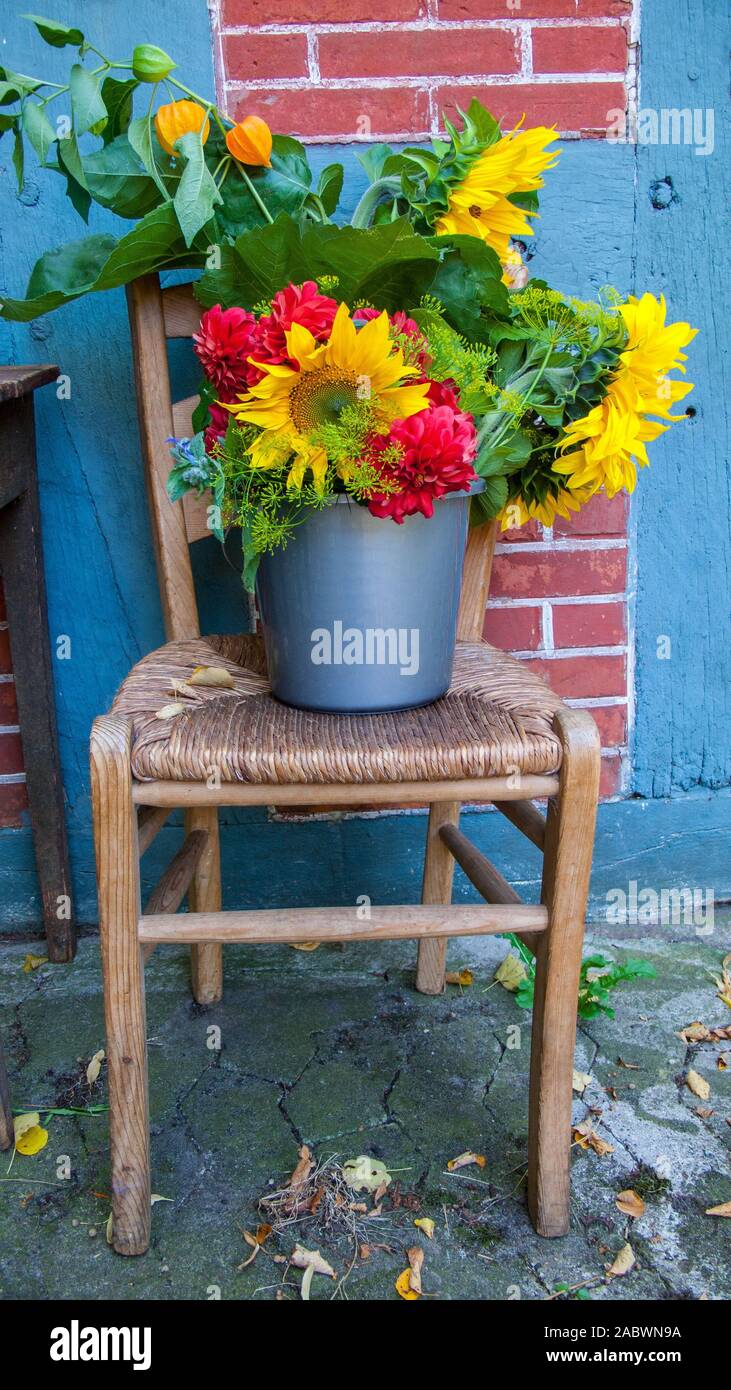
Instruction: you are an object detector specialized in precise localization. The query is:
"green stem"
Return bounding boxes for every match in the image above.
[479,342,554,457]
[236,162,274,224]
[350,176,402,228]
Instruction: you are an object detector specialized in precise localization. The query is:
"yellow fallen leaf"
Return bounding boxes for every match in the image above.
[290,1244,336,1278]
[445,968,473,987]
[606,1242,635,1278]
[150,1194,172,1206]
[154,702,187,720]
[105,1213,113,1245]
[13,1112,40,1142]
[717,1053,728,1070]
[686,1069,710,1101]
[573,1070,592,1093]
[447,1151,486,1171]
[288,942,320,951]
[705,1201,731,1218]
[16,1124,48,1156]
[495,954,528,992]
[395,1267,420,1300]
[616,1189,645,1219]
[288,1145,314,1190]
[301,1263,315,1301]
[678,1020,710,1043]
[343,1156,392,1193]
[186,665,235,688]
[406,1245,424,1295]
[414,1217,435,1239]
[22,953,47,973]
[572,1122,614,1157]
[86,1049,105,1086]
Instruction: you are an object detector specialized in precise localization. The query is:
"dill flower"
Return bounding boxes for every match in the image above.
[435,124,560,263]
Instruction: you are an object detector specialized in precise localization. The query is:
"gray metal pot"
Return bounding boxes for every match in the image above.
[256,482,482,713]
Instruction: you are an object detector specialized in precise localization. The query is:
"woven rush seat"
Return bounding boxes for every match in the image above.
[111,633,564,785]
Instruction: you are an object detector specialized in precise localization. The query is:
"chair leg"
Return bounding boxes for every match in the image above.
[527,708,600,1237]
[415,801,460,995]
[186,806,223,1005]
[91,715,150,1256]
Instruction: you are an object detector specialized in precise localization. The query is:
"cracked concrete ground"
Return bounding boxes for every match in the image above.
[1,923,729,1301]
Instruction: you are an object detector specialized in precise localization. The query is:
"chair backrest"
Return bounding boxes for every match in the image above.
[126,272,496,645]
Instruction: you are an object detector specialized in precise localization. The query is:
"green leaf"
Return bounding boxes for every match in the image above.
[57,132,88,190]
[127,114,171,201]
[211,130,313,238]
[314,219,438,310]
[82,135,161,219]
[100,76,138,146]
[315,161,343,215]
[0,69,43,105]
[12,127,24,192]
[357,143,393,182]
[21,98,55,164]
[69,64,107,137]
[471,475,508,521]
[430,234,510,338]
[1,204,200,322]
[198,213,313,309]
[0,113,17,132]
[22,13,84,47]
[173,129,222,247]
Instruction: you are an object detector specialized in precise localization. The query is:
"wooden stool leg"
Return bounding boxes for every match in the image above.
[91,715,150,1256]
[0,1033,13,1151]
[527,708,600,1237]
[186,806,223,1005]
[415,801,460,995]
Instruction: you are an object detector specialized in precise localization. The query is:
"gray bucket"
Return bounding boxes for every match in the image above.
[256,482,482,713]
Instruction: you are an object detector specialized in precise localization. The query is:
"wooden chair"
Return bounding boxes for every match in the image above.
[91,273,600,1256]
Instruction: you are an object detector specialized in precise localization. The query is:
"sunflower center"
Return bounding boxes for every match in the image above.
[289,366,359,431]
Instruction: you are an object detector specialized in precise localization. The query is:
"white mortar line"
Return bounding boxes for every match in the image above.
[224,71,626,90]
[495,537,627,552]
[0,773,25,785]
[489,592,627,607]
[220,19,629,37]
[541,600,554,652]
[565,696,629,708]
[511,644,627,659]
[0,726,20,735]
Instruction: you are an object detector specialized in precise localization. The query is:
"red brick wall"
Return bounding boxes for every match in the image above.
[216,0,633,141]
[214,0,635,797]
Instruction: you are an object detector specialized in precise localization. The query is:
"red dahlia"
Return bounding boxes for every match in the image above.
[193,305,264,394]
[367,399,478,524]
[257,281,338,365]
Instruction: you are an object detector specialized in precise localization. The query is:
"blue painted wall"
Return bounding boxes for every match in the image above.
[0,0,729,930]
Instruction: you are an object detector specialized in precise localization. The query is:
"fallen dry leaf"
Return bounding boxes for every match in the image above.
[495,953,528,992]
[447,1151,486,1171]
[105,1212,114,1245]
[290,1244,336,1279]
[406,1245,424,1295]
[616,1189,645,1219]
[13,1112,40,1142]
[288,1145,314,1190]
[414,1217,435,1239]
[288,942,321,951]
[572,1122,614,1157]
[154,702,187,720]
[300,1264,315,1301]
[686,1069,711,1101]
[86,1049,105,1086]
[186,665,235,689]
[717,1053,728,1070]
[445,968,473,987]
[617,1057,640,1070]
[695,1106,714,1119]
[359,1244,371,1260]
[343,1155,392,1193]
[573,1070,593,1093]
[705,1201,731,1218]
[22,953,47,973]
[395,1267,420,1300]
[606,1243,635,1279]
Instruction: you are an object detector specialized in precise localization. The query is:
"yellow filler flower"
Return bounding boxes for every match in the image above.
[226,303,431,491]
[555,293,697,498]
[436,124,560,263]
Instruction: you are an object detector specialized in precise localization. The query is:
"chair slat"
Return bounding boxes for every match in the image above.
[162,282,201,338]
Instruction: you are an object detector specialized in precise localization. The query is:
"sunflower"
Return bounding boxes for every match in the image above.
[499,484,594,531]
[435,125,560,263]
[225,303,431,492]
[555,293,697,498]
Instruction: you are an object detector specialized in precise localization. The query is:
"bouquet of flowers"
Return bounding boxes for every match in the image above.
[0,19,697,592]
